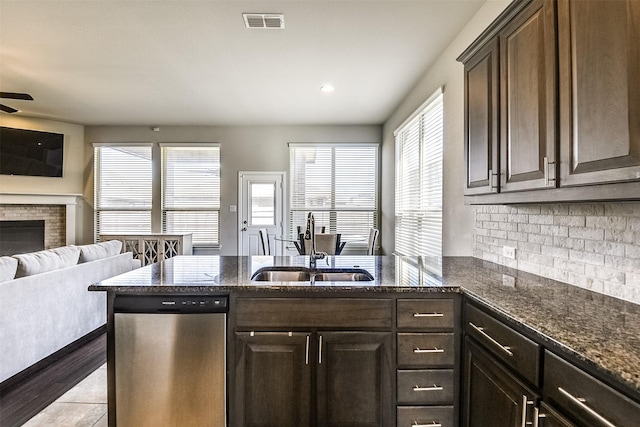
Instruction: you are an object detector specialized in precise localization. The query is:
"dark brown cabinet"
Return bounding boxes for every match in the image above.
[460,0,640,203]
[463,38,499,195]
[233,297,394,427]
[463,337,538,427]
[234,332,312,427]
[536,402,577,427]
[558,0,640,186]
[316,332,393,426]
[499,0,557,192]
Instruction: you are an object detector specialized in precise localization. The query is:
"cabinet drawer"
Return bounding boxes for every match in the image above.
[397,370,454,405]
[397,299,455,330]
[397,406,454,427]
[465,303,540,385]
[235,298,392,329]
[397,333,455,367]
[544,350,640,427]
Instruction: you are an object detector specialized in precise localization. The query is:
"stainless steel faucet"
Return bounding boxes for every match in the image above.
[305,212,327,269]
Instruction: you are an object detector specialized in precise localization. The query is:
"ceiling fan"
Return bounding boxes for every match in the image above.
[0,92,34,113]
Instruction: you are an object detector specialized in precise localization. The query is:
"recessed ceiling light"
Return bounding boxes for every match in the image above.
[320,84,335,93]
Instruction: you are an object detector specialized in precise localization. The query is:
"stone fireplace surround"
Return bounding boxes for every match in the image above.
[0,194,81,250]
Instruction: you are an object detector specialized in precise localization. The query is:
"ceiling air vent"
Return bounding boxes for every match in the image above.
[243,13,285,29]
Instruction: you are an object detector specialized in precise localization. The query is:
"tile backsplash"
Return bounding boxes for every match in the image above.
[474,202,640,304]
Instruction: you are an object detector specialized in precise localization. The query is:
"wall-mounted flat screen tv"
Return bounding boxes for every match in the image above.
[0,126,64,177]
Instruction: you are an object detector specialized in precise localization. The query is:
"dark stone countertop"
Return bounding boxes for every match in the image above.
[90,255,640,398]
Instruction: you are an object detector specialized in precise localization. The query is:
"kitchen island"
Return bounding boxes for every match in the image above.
[90,255,640,426]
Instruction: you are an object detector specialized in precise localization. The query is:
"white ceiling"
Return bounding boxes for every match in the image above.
[0,0,485,126]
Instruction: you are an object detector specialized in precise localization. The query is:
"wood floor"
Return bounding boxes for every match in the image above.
[0,333,106,426]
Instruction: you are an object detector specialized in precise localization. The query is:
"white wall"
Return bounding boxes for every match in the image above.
[380,0,511,256]
[84,125,381,254]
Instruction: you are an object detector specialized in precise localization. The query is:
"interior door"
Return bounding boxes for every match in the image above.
[238,171,285,256]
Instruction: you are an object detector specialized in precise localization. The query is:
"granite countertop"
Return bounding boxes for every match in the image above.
[90,255,640,397]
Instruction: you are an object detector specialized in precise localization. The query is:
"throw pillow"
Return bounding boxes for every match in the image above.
[13,246,81,278]
[0,256,18,282]
[78,240,123,263]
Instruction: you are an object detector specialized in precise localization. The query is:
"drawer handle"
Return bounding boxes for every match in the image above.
[413,312,444,318]
[414,347,444,354]
[412,422,442,427]
[413,384,443,392]
[468,322,513,356]
[557,387,617,427]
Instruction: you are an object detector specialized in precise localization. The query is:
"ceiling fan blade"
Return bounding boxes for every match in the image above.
[0,92,34,101]
[0,104,19,113]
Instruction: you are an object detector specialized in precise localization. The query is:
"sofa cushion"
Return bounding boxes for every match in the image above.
[13,246,81,278]
[0,256,18,282]
[78,240,122,263]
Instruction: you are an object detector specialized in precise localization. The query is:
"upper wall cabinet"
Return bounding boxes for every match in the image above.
[499,0,557,192]
[558,0,640,186]
[463,38,499,195]
[459,0,640,204]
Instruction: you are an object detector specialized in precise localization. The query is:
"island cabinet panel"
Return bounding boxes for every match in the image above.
[234,332,311,427]
[558,0,640,187]
[235,297,392,329]
[396,296,460,427]
[536,402,578,427]
[316,332,394,427]
[463,37,500,195]
[232,297,394,427]
[462,337,539,427]
[397,299,455,330]
[543,350,640,427]
[499,0,557,192]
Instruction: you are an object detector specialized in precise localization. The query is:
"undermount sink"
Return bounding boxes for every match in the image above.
[251,266,374,282]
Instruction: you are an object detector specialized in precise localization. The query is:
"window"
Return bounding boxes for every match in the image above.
[94,143,221,247]
[161,144,220,246]
[289,143,378,250]
[94,144,153,240]
[394,88,443,257]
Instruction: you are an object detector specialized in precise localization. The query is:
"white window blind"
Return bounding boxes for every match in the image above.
[94,144,152,240]
[395,88,443,257]
[289,143,378,249]
[161,144,220,246]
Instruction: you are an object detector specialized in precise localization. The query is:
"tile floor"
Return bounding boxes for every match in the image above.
[22,364,107,427]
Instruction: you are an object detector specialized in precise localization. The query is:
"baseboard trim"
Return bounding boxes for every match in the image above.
[0,325,106,393]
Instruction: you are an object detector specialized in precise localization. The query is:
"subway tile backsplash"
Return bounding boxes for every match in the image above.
[474,202,640,304]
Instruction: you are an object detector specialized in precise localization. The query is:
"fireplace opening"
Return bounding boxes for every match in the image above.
[0,220,45,256]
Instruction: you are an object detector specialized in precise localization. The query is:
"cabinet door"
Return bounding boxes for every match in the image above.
[464,38,500,195]
[235,332,311,427]
[317,331,393,426]
[462,338,538,427]
[558,0,640,186]
[499,0,557,192]
[536,402,577,427]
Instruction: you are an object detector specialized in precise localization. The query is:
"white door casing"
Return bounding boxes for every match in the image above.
[238,171,286,256]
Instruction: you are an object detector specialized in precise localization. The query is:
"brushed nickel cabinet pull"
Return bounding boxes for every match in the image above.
[411,422,442,427]
[558,387,617,427]
[318,335,323,364]
[305,335,310,365]
[521,395,528,427]
[413,384,443,392]
[414,347,445,354]
[469,322,513,356]
[413,312,444,318]
[544,156,555,186]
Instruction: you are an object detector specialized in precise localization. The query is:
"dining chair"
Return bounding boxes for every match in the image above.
[304,233,338,255]
[258,228,271,255]
[366,228,379,255]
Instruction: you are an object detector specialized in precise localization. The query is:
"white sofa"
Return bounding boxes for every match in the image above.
[0,241,139,384]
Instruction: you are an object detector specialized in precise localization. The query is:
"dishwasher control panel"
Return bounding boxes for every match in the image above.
[114,295,228,313]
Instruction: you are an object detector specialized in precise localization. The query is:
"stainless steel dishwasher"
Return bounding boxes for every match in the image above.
[114,295,227,427]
